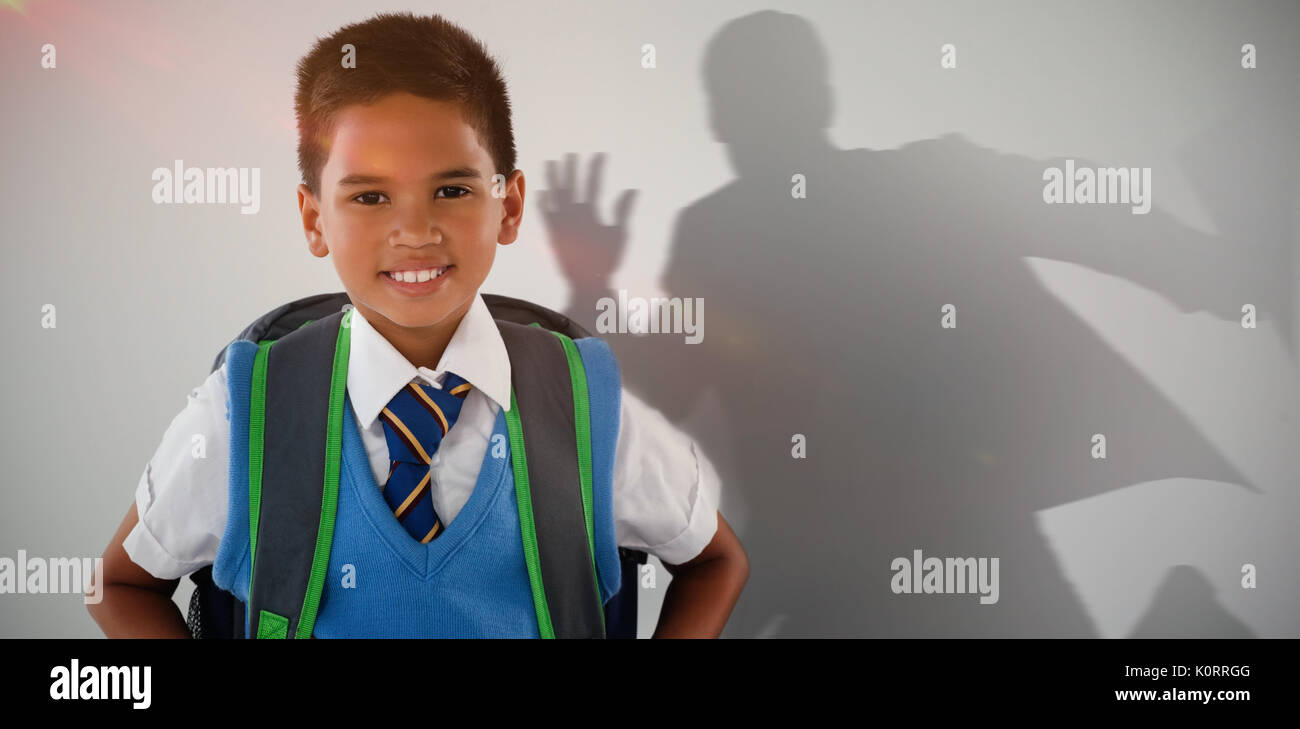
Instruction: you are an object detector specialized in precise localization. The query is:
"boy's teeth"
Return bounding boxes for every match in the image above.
[388,267,447,283]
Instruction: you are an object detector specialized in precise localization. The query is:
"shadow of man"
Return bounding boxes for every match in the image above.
[540,10,1296,636]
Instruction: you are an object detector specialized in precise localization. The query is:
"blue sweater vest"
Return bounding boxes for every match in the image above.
[212,333,624,638]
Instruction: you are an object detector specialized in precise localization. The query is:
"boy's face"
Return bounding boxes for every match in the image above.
[298,92,524,342]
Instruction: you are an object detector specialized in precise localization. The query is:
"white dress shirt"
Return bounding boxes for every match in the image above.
[124,294,720,580]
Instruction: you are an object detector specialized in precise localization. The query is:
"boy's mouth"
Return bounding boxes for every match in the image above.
[380,264,455,298]
[382,265,453,283]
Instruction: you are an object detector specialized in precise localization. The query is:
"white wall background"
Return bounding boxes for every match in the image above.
[1,0,1296,637]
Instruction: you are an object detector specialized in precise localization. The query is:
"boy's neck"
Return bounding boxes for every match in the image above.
[354,298,473,371]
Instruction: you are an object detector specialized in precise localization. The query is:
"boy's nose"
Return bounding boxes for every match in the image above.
[390,207,444,245]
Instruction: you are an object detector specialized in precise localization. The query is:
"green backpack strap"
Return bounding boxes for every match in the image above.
[246,308,351,638]
[498,320,605,638]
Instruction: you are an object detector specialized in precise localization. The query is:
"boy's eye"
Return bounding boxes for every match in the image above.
[351,187,468,205]
[353,191,388,205]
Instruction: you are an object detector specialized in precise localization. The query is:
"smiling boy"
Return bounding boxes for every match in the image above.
[313,93,497,369]
[88,11,747,638]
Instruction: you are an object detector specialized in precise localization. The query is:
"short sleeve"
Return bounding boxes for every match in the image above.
[122,364,232,579]
[611,386,720,565]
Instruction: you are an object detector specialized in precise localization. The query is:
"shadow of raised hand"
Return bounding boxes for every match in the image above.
[538,152,638,295]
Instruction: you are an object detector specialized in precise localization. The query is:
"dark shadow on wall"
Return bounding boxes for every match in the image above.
[1128,565,1254,638]
[538,10,1297,637]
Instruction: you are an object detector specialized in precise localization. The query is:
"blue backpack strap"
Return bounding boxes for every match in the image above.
[570,335,625,608]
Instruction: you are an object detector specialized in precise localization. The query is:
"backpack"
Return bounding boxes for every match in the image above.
[184,291,648,638]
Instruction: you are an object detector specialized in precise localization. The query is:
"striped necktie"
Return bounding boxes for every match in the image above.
[378,372,472,543]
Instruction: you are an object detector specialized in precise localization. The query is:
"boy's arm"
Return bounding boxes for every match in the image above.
[86,501,192,638]
[652,511,748,639]
[604,383,745,638]
[89,362,232,637]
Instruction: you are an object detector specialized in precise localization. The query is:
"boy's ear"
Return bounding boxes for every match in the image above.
[298,183,328,257]
[497,169,525,246]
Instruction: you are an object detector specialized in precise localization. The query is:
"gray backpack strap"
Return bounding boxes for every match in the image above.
[247,310,347,639]
[483,292,645,638]
[497,320,606,638]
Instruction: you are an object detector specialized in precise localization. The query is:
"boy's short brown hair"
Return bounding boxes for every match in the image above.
[294,11,517,196]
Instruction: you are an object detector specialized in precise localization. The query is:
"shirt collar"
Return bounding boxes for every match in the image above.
[347,293,512,430]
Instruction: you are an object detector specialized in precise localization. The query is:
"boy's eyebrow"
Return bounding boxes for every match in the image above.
[337,168,484,186]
